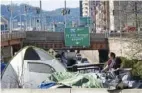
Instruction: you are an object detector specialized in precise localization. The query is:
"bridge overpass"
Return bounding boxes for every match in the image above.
[2,31,139,49]
[1,31,141,62]
[24,31,109,50]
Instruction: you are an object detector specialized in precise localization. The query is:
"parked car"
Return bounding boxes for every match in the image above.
[81,58,89,63]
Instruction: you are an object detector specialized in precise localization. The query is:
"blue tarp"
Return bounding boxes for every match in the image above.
[1,62,6,73]
[38,82,56,89]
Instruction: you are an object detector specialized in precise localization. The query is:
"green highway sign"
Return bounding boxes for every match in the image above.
[64,27,90,47]
[80,17,91,26]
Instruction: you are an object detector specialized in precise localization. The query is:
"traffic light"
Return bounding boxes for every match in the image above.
[68,9,70,14]
[36,7,40,14]
[7,6,13,12]
[113,10,115,15]
[37,19,39,23]
[24,5,28,12]
[61,9,70,15]
[7,6,10,12]
[61,9,66,15]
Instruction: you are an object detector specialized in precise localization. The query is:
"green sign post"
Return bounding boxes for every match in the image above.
[64,27,90,47]
[66,21,72,28]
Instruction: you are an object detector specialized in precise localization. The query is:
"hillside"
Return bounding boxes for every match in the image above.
[1,4,80,23]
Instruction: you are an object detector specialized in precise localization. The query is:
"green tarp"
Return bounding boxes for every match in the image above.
[46,72,104,88]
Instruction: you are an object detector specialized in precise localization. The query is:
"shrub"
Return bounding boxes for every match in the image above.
[120,57,142,79]
[120,57,138,68]
[132,61,142,79]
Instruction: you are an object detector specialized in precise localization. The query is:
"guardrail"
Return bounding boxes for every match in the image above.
[1,31,26,42]
[67,63,104,72]
[108,32,142,37]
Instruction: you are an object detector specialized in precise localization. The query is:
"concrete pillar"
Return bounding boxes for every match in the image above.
[11,46,13,57]
[98,49,109,63]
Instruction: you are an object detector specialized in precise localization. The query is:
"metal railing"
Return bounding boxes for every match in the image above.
[1,31,26,42]
[1,31,141,42]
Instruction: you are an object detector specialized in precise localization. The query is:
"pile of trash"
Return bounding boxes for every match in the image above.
[38,70,142,89]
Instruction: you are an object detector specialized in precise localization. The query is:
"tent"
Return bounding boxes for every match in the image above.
[1,46,66,88]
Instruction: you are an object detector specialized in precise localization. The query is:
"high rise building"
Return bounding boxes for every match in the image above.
[82,0,90,17]
[82,0,96,18]
[80,0,97,33]
[80,0,142,33]
[113,1,142,32]
[95,1,110,33]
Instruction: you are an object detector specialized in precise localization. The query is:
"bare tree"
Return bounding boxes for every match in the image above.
[124,32,142,59]
[114,1,142,59]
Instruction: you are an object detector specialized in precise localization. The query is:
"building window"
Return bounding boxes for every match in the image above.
[85,3,88,5]
[91,13,94,16]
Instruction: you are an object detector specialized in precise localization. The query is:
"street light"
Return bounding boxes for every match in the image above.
[64,0,67,28]
[8,0,13,33]
[12,14,25,30]
[62,0,70,28]
[11,11,35,31]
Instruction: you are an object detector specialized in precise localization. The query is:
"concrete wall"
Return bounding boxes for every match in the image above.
[80,38,130,63]
[108,38,129,57]
[109,37,142,59]
[1,89,142,93]
[81,37,142,63]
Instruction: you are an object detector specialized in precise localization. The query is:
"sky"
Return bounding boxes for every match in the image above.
[1,0,79,11]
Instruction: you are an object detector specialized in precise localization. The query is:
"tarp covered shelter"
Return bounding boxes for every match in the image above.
[1,46,66,88]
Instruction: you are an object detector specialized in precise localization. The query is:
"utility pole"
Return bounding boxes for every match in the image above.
[106,1,109,37]
[10,0,13,57]
[104,1,107,37]
[10,0,13,33]
[24,5,28,31]
[119,1,122,56]
[88,0,92,33]
[135,1,138,32]
[20,8,22,31]
[94,1,96,33]
[119,1,122,35]
[64,0,67,28]
[40,0,42,31]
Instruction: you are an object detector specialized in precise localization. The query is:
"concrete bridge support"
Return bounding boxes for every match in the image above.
[1,44,22,62]
[1,46,13,62]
